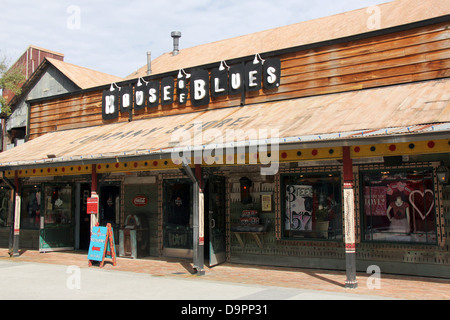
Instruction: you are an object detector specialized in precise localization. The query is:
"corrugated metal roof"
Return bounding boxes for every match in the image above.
[7,57,124,110]
[127,0,450,79]
[46,58,123,89]
[0,78,448,168]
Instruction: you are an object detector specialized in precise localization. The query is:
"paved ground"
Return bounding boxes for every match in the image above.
[1,249,449,300]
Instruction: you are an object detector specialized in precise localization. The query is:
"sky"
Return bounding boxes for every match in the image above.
[1,0,388,78]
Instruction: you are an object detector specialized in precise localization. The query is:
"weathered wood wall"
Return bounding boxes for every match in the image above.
[29,21,450,140]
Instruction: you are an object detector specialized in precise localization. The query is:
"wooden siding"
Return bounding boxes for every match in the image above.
[29,21,450,140]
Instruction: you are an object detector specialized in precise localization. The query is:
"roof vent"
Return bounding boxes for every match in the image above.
[171,31,181,56]
[146,51,152,75]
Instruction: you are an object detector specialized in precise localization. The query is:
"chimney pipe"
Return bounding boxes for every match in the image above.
[171,31,181,56]
[146,51,152,75]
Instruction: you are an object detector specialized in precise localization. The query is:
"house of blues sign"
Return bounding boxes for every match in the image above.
[102,58,281,120]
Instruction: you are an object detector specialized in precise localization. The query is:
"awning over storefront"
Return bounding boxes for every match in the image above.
[0,78,449,169]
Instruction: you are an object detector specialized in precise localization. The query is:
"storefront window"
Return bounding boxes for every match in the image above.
[21,186,41,229]
[0,188,11,228]
[361,168,437,244]
[282,173,342,240]
[44,186,72,225]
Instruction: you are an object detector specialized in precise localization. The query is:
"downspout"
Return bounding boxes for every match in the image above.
[182,158,205,275]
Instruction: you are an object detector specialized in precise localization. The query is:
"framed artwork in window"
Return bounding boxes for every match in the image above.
[261,193,272,212]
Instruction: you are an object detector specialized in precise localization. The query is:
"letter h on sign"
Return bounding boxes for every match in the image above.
[102,89,119,120]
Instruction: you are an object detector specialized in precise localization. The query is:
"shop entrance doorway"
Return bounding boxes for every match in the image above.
[99,184,120,226]
[39,185,74,252]
[163,179,193,258]
[78,183,91,250]
[204,175,226,267]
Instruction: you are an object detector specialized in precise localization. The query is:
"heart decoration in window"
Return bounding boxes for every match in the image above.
[408,189,434,220]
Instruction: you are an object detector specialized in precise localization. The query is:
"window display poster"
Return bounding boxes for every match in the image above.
[285,185,313,231]
[364,186,387,216]
[362,169,437,244]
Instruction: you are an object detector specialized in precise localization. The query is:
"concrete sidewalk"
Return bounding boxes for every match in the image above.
[1,249,449,300]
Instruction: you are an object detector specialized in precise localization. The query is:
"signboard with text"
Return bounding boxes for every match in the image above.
[88,223,117,267]
[87,226,107,262]
[87,196,99,214]
[102,57,281,120]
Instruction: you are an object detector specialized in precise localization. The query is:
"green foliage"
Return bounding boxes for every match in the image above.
[0,54,26,116]
[315,204,330,221]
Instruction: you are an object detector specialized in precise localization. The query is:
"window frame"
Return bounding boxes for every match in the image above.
[359,166,438,245]
[280,171,343,242]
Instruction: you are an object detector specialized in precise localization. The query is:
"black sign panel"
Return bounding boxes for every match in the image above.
[263,58,281,90]
[244,61,262,92]
[120,85,133,113]
[134,83,146,111]
[100,57,281,119]
[210,67,228,98]
[229,63,245,96]
[177,76,189,105]
[147,80,160,108]
[102,89,119,120]
[190,68,210,107]
[161,77,174,105]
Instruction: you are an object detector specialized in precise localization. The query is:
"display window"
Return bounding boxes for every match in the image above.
[0,188,11,228]
[44,185,72,225]
[281,172,342,240]
[361,168,437,244]
[20,186,41,229]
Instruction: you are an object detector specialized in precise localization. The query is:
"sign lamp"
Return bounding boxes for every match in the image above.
[437,164,449,184]
[240,177,252,204]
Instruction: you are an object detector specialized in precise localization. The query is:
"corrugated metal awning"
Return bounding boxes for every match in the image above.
[0,79,448,169]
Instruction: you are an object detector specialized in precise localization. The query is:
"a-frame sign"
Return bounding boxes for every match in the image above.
[88,223,117,268]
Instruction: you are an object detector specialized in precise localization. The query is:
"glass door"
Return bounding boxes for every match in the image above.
[206,175,226,267]
[39,185,74,252]
[163,179,193,254]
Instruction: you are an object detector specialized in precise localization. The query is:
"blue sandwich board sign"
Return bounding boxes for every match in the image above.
[88,226,107,262]
[88,223,117,267]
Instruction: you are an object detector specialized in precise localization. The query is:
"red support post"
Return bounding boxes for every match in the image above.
[91,164,98,193]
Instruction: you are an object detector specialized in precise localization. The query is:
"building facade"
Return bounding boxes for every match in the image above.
[0,0,449,285]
